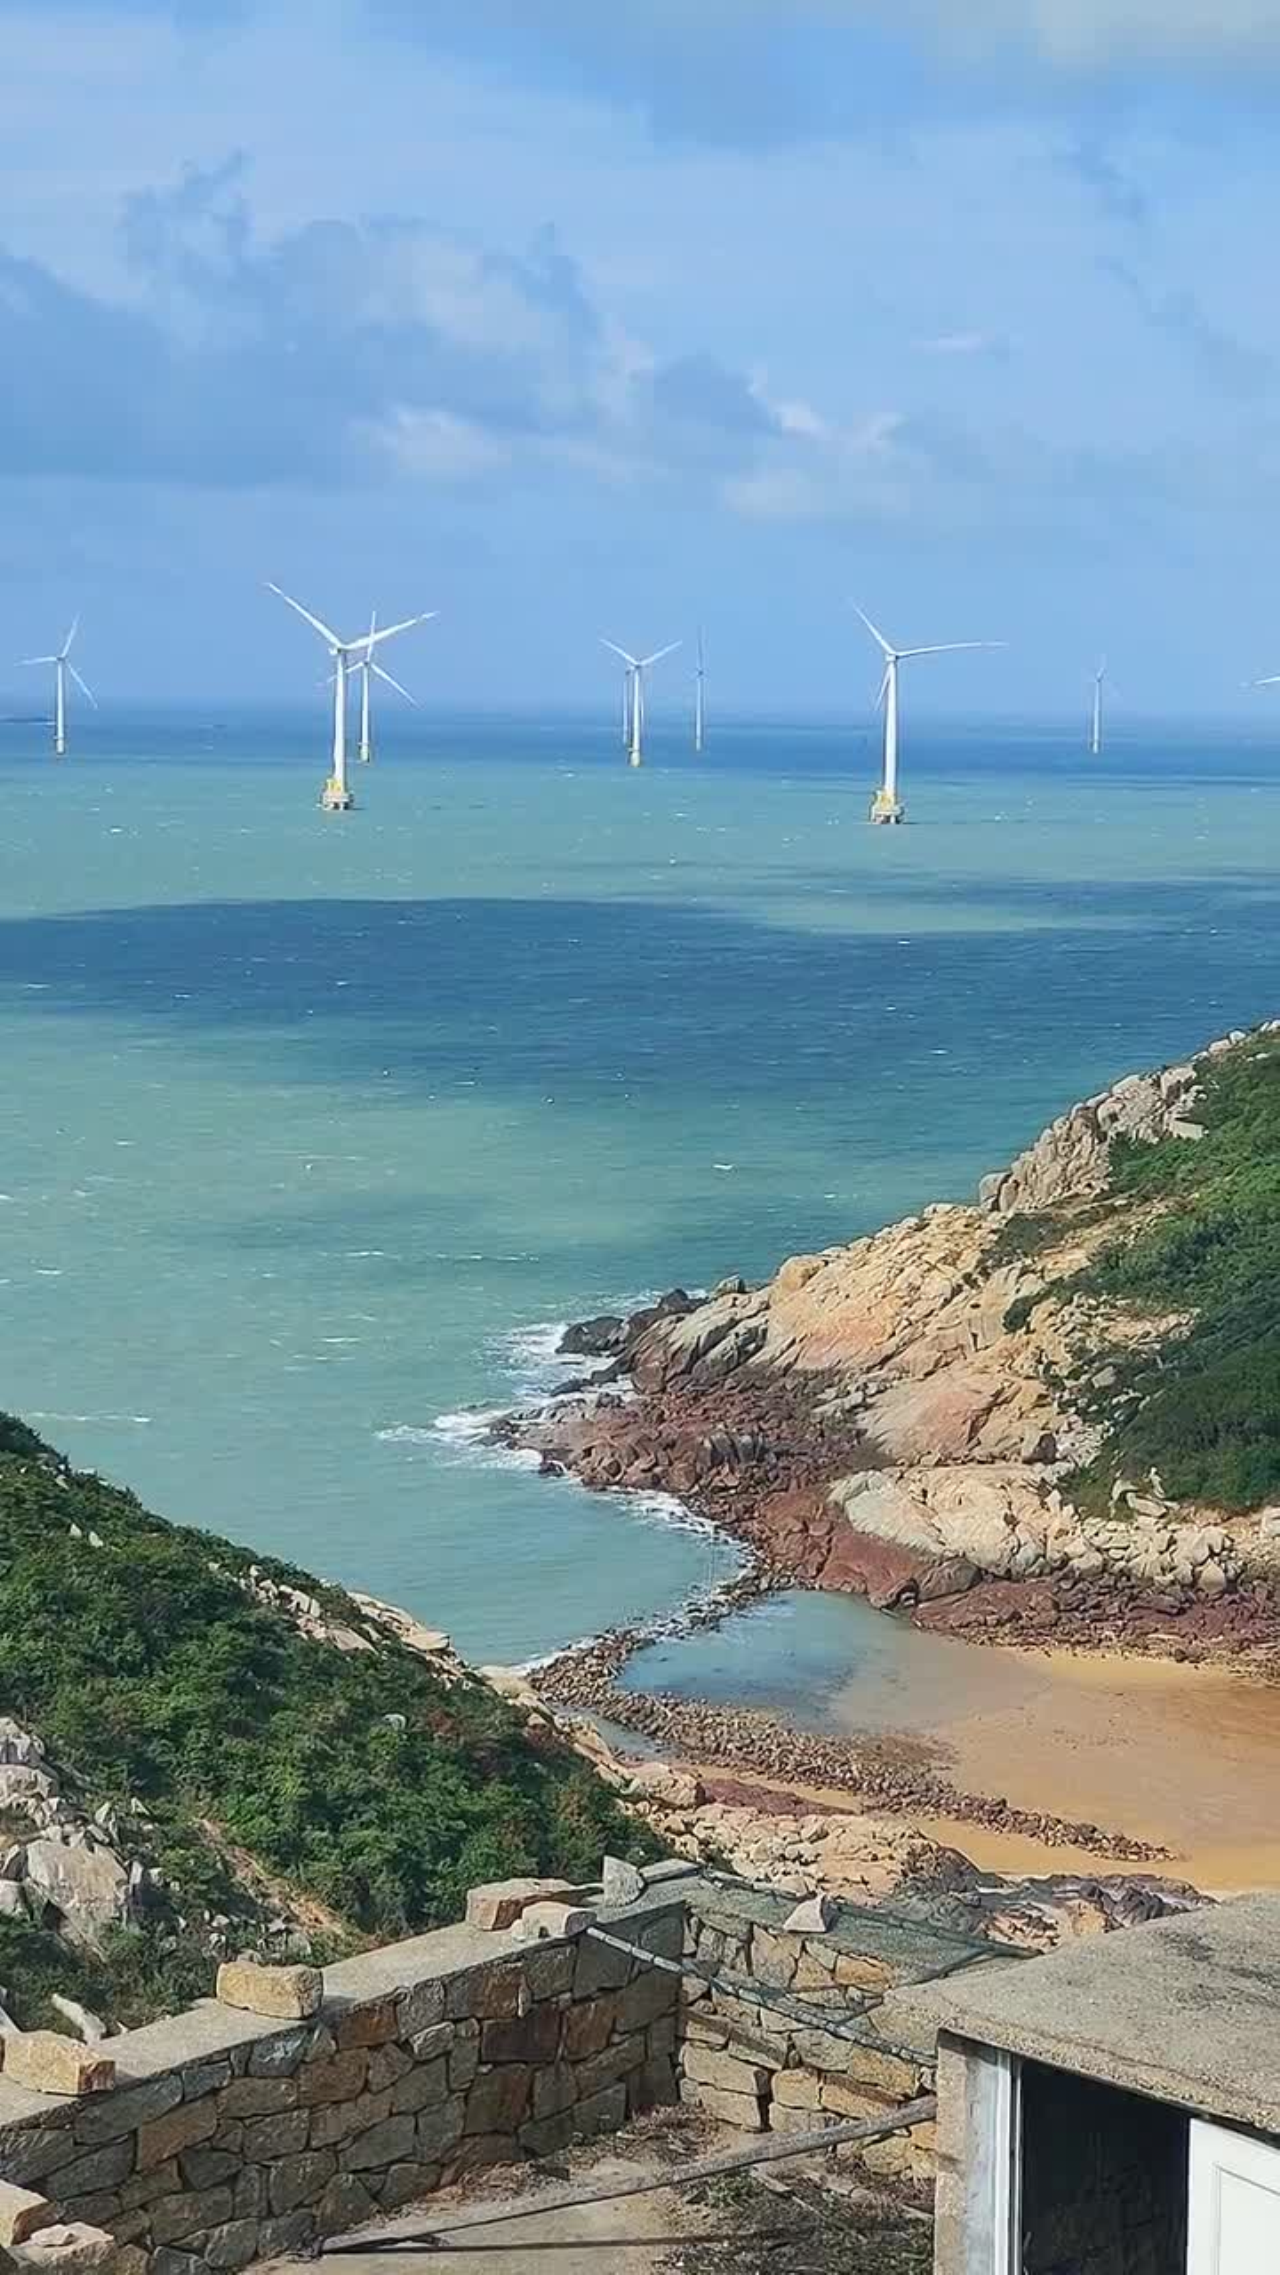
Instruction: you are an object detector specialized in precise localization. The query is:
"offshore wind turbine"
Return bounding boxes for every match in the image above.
[1090,660,1108,756]
[347,607,436,765]
[600,638,681,768]
[694,628,706,754]
[853,604,1005,825]
[19,618,96,757]
[267,584,432,811]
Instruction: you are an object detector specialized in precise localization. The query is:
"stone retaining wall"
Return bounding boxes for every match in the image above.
[0,1871,1002,2274]
[674,1881,974,2185]
[0,1897,683,2275]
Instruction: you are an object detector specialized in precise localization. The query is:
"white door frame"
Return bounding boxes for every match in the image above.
[1189,2116,1280,2270]
[964,2046,1022,2273]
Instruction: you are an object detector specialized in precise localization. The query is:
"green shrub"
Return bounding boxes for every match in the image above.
[0,1422,653,2020]
[1063,1038,1280,1509]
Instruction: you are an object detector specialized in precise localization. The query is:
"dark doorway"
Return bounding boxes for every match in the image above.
[1020,2059,1189,2274]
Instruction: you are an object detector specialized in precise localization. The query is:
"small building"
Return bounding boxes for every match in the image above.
[921,1891,1280,2274]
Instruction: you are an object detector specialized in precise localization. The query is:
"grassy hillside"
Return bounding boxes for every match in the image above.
[1057,1034,1280,1510]
[0,1419,648,2028]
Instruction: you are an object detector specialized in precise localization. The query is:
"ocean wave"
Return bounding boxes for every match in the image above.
[29,1411,153,1427]
[378,1412,543,1474]
[491,1293,670,1401]
[619,1488,724,1543]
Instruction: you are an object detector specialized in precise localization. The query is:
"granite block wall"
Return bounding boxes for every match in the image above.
[675,1882,939,2184]
[0,1902,683,2275]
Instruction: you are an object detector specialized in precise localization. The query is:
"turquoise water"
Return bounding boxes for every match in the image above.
[623,1589,1041,1735]
[0,707,1277,1665]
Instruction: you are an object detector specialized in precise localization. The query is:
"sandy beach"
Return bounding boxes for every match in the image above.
[843,1644,1280,1893]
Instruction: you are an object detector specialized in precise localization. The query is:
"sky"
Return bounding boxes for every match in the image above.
[4,0,1280,714]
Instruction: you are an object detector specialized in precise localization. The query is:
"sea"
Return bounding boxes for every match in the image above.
[0,705,1276,1698]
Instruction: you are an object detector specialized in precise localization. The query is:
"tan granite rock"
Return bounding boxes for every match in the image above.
[464,1878,575,1933]
[9,2226,116,2274]
[512,1902,591,1942]
[1,2038,115,2097]
[0,2187,51,2249]
[215,1960,322,2020]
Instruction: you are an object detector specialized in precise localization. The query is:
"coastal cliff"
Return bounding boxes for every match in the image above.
[505,1023,1280,1658]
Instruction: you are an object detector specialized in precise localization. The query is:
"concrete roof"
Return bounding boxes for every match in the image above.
[914,1894,1280,2136]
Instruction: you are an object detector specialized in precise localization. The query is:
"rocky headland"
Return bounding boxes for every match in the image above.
[486,1025,1280,1884]
[502,1024,1280,1662]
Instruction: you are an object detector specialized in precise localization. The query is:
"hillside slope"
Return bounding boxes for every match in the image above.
[0,1417,647,2029]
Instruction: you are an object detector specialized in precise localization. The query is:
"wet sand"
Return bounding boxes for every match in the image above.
[837,1644,1280,1894]
[616,1587,1280,1889]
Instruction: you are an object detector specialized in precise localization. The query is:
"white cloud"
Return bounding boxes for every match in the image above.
[400,0,1280,78]
[738,0,1280,66]
[370,407,512,482]
[828,0,1280,66]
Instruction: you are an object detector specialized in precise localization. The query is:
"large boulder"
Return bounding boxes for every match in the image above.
[21,1838,131,1946]
[0,1723,46,1769]
[830,1465,1065,1590]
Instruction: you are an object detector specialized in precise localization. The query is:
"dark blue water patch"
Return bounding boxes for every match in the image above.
[2,713,1278,787]
[0,883,1274,1155]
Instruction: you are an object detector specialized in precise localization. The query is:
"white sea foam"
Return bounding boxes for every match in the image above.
[385,1300,727,1578]
[378,1412,543,1475]
[29,1411,153,1427]
[619,1488,723,1543]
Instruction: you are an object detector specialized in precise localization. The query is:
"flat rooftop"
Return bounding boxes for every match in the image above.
[918,1893,1280,2136]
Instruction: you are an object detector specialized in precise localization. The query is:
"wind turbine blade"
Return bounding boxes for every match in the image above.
[852,604,895,657]
[874,666,891,711]
[265,582,342,648]
[638,641,682,668]
[1253,676,1280,688]
[365,609,437,652]
[18,655,57,667]
[600,638,640,668]
[61,616,80,659]
[67,664,97,707]
[371,662,417,704]
[897,641,1008,659]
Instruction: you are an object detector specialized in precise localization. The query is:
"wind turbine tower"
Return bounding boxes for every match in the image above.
[19,618,96,757]
[1091,661,1107,757]
[348,607,436,765]
[600,639,681,767]
[854,605,1004,824]
[694,629,706,754]
[267,585,432,810]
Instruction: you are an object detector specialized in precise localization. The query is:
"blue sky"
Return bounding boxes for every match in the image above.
[4,0,1280,713]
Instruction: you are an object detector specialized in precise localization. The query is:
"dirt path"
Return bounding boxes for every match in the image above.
[286,2114,932,2275]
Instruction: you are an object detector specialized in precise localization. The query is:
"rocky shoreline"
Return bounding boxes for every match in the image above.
[526,1625,1167,1862]
[497,1026,1280,1672]
[481,1028,1280,1879]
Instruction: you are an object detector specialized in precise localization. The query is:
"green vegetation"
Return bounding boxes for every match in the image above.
[0,1919,213,2036]
[1065,1036,1280,1510]
[0,1421,651,2025]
